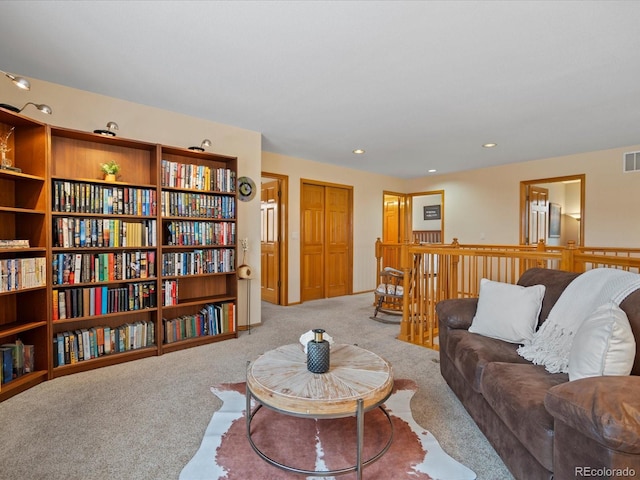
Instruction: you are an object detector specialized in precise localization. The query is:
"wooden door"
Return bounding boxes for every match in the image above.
[326,186,351,297]
[301,181,352,302]
[301,183,325,301]
[383,194,401,243]
[528,186,549,244]
[261,180,279,304]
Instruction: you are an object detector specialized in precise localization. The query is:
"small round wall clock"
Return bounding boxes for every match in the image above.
[238,176,256,202]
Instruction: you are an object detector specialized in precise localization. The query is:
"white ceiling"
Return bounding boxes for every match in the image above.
[1,1,640,179]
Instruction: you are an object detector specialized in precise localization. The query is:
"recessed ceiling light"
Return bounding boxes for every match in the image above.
[428,169,437,173]
[352,149,365,154]
[482,143,497,148]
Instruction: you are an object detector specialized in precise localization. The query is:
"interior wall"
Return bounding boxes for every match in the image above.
[412,193,442,232]
[406,144,640,248]
[1,78,263,327]
[262,151,406,303]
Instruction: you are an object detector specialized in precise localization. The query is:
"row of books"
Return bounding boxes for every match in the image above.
[53,321,155,367]
[52,180,157,216]
[1,340,34,385]
[0,257,47,292]
[52,282,158,320]
[163,301,235,343]
[163,220,235,246]
[52,251,156,285]
[161,159,236,193]
[162,280,178,306]
[160,190,236,219]
[53,217,157,248]
[161,249,235,276]
[0,239,30,249]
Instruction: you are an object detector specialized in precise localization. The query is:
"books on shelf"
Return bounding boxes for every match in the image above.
[162,280,178,306]
[0,257,47,292]
[163,220,235,246]
[160,191,235,219]
[52,282,157,320]
[53,320,156,367]
[52,180,157,216]
[0,340,33,384]
[52,251,156,285]
[0,239,30,249]
[53,217,157,248]
[163,301,235,344]
[160,160,236,193]
[161,249,235,276]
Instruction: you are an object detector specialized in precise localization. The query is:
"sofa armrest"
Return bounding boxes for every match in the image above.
[435,298,478,330]
[544,376,640,454]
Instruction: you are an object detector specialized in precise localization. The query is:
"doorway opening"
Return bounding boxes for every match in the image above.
[260,172,288,305]
[382,190,445,245]
[520,174,585,246]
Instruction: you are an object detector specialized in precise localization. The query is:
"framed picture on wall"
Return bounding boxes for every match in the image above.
[423,205,441,220]
[549,203,561,238]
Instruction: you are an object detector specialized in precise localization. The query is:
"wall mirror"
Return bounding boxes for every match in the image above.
[520,174,584,247]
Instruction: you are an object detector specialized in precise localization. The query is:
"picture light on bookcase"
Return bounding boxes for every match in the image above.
[93,121,119,137]
[1,69,30,90]
[188,138,212,152]
[0,101,52,115]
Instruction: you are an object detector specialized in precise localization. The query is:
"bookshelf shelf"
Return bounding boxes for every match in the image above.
[52,345,157,378]
[0,370,48,401]
[0,206,46,215]
[0,169,45,182]
[52,307,159,324]
[162,332,236,353]
[0,320,48,337]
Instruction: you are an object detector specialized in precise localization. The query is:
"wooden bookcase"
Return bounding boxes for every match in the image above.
[49,127,161,377]
[0,114,239,401]
[0,109,49,401]
[159,146,238,354]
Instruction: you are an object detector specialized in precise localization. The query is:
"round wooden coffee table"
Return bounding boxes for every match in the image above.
[246,343,394,479]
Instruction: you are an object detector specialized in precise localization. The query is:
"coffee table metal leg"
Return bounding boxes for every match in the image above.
[356,398,364,480]
[246,392,393,477]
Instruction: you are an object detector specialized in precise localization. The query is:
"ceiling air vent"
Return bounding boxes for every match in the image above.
[624,151,640,172]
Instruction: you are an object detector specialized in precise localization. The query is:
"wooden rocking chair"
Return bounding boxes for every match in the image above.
[372,266,405,322]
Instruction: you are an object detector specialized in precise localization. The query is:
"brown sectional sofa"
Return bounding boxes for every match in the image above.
[436,268,640,480]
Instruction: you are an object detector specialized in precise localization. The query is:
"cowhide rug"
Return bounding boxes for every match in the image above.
[180,379,476,480]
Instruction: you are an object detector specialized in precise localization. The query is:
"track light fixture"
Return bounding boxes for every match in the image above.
[0,102,52,115]
[1,70,30,91]
[94,121,119,137]
[188,139,212,152]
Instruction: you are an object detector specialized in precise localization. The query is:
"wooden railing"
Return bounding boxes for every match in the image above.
[373,239,640,350]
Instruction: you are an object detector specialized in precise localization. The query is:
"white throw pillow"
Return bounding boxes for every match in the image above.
[468,278,546,344]
[568,302,636,381]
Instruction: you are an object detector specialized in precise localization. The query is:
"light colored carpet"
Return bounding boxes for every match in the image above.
[0,293,514,480]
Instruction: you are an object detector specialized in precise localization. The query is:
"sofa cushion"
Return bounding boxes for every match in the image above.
[544,376,640,454]
[481,362,568,472]
[568,301,636,381]
[448,329,530,392]
[469,278,545,344]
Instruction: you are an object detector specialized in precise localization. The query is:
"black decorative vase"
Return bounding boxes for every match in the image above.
[307,328,330,374]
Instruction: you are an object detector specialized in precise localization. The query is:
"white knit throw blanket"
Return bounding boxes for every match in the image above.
[517,268,640,373]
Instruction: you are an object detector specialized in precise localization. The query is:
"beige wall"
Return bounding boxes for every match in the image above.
[262,151,405,303]
[2,79,263,326]
[406,145,640,248]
